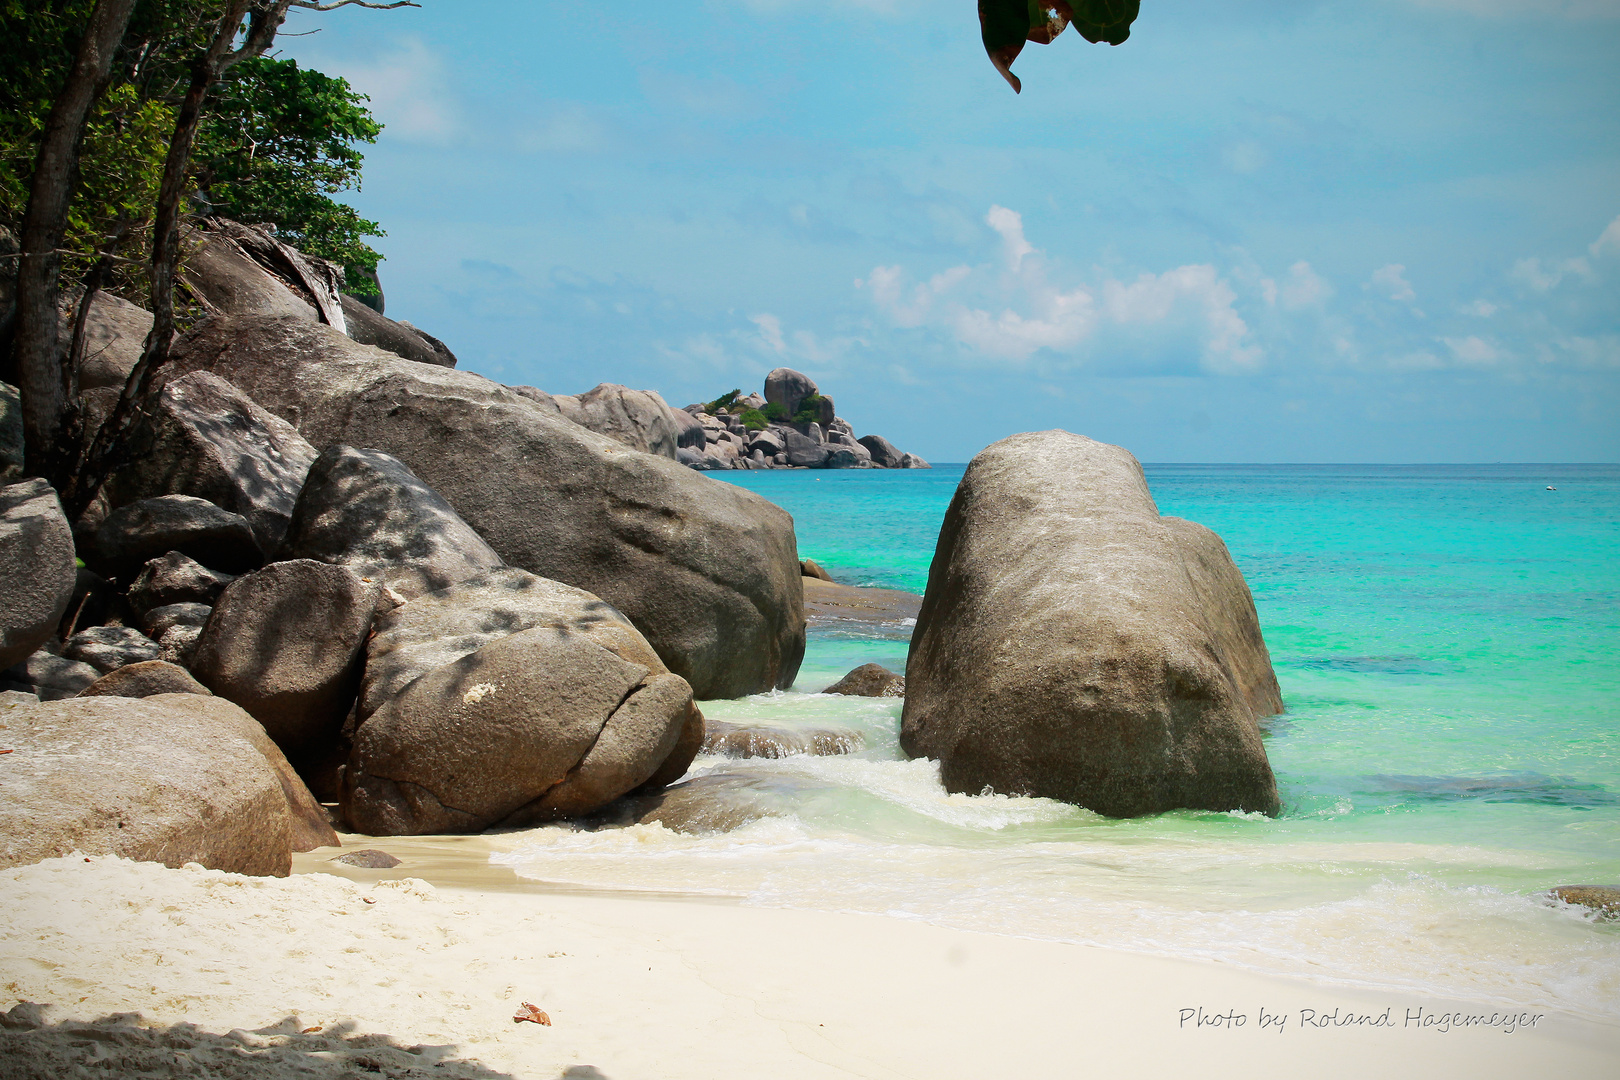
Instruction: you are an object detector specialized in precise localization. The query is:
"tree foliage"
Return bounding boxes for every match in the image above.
[978,1,1141,93]
[198,55,383,287]
[0,0,385,302]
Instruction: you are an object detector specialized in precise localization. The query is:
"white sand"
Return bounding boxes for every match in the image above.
[2,846,1616,1079]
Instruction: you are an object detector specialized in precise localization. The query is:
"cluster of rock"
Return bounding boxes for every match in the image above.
[676,368,930,471]
[1,220,815,874]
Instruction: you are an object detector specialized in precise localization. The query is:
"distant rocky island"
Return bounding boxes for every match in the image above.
[675,369,930,471]
[515,367,930,472]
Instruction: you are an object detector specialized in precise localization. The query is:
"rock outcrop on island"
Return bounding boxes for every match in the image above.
[900,430,1282,818]
[675,368,930,471]
[0,479,77,670]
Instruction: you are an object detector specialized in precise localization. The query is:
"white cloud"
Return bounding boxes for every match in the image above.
[752,313,787,354]
[864,206,1262,374]
[1463,299,1499,316]
[1370,263,1416,302]
[986,206,1035,270]
[315,38,461,144]
[1512,255,1591,292]
[1443,335,1504,366]
[1590,214,1620,257]
[1406,0,1620,16]
[1264,261,1332,310]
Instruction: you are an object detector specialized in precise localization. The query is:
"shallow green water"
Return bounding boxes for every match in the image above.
[497,463,1620,1019]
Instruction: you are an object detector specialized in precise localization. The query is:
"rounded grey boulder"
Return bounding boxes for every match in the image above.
[280,444,504,599]
[191,559,378,760]
[764,367,818,417]
[0,479,76,670]
[77,659,211,698]
[900,431,1281,818]
[345,568,703,834]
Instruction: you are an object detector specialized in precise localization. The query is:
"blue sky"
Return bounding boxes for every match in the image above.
[278,1,1620,463]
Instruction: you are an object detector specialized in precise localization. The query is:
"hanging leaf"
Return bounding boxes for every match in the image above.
[978,1,1141,93]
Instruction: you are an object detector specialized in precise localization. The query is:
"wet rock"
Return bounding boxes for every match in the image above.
[91,495,262,578]
[823,663,905,698]
[0,479,77,669]
[1549,885,1620,918]
[800,559,834,581]
[61,625,161,673]
[333,848,401,868]
[901,430,1280,818]
[169,315,805,699]
[190,560,377,760]
[125,551,235,617]
[279,445,504,599]
[0,694,302,875]
[701,719,864,758]
[77,660,211,698]
[616,772,832,834]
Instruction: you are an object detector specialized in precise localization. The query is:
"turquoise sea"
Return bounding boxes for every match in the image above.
[496,463,1620,1020]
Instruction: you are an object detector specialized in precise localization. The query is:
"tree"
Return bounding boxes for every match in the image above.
[978,1,1141,93]
[3,0,413,498]
[197,54,384,289]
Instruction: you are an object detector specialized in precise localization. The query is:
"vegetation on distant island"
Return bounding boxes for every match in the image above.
[704,388,742,415]
[739,407,767,431]
[791,394,824,425]
[762,402,788,422]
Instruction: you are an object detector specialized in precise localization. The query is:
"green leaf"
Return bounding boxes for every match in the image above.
[977,1,1141,93]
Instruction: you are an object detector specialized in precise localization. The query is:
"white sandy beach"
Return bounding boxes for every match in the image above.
[2,840,1615,1080]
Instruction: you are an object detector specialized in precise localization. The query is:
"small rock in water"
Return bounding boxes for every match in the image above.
[1549,885,1620,918]
[702,718,862,758]
[800,559,834,581]
[823,662,905,698]
[332,848,401,868]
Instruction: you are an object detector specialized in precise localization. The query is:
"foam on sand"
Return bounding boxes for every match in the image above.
[2,854,1616,1079]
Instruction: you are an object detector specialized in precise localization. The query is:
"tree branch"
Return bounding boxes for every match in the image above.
[290,2,420,11]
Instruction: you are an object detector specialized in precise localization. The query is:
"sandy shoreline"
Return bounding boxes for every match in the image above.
[2,842,1615,1079]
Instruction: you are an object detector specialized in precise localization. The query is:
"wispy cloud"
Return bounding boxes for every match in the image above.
[861,206,1263,374]
[310,38,461,145]
[1369,263,1417,303]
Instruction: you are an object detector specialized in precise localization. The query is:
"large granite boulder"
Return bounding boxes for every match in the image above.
[564,383,683,459]
[344,568,703,834]
[899,452,931,469]
[702,719,864,758]
[339,293,456,368]
[106,371,318,554]
[764,367,817,417]
[670,407,708,450]
[857,434,903,468]
[169,315,805,698]
[179,228,317,321]
[0,694,310,875]
[91,495,263,577]
[76,291,152,391]
[0,480,77,670]
[280,445,504,599]
[782,429,829,468]
[190,560,378,761]
[900,431,1282,818]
